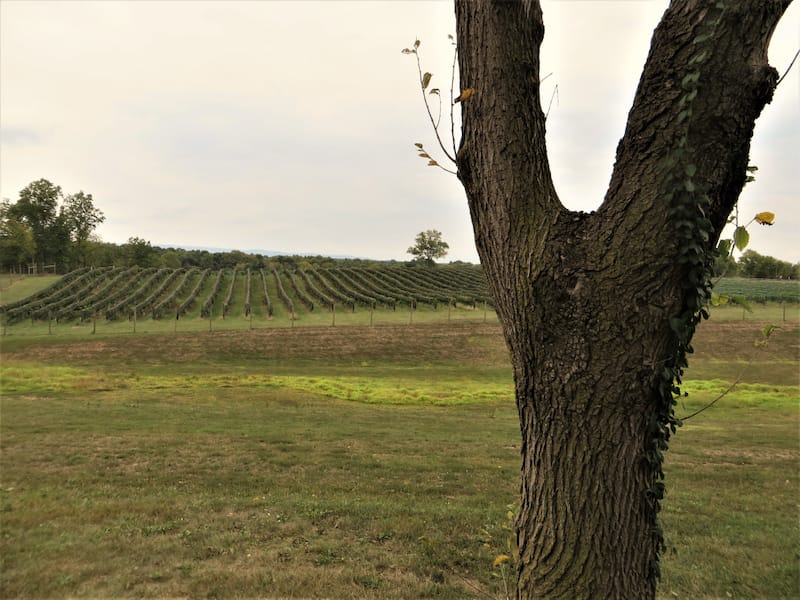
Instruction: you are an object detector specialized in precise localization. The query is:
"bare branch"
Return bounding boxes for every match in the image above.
[544,84,559,120]
[450,36,458,157]
[776,48,799,86]
[411,43,457,165]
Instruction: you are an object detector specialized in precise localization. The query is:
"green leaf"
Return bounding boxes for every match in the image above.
[733,226,749,251]
[762,324,781,338]
[692,33,711,45]
[689,49,708,65]
[684,179,695,192]
[681,72,700,89]
[730,295,753,312]
[717,239,731,256]
[685,164,697,177]
[710,292,729,306]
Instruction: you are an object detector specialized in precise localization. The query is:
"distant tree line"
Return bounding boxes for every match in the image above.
[82,240,414,272]
[2,178,795,278]
[714,249,799,280]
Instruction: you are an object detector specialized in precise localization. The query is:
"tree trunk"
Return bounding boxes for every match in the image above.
[453,1,790,597]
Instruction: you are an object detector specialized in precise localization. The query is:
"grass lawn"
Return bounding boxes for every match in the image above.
[0,319,798,598]
[0,274,62,304]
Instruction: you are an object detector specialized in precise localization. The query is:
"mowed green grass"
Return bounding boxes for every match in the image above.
[1,318,798,598]
[0,274,62,304]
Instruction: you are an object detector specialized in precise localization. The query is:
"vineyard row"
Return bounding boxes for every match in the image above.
[1,266,496,324]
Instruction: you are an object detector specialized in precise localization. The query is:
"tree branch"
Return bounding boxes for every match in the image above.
[454,0,563,269]
[413,45,457,164]
[599,1,790,245]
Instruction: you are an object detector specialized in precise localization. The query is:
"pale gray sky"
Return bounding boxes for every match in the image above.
[1,1,797,263]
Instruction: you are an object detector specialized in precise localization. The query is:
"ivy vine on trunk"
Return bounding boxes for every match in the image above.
[451,1,791,598]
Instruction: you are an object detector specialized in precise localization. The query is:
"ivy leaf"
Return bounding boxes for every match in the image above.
[689,49,708,65]
[710,292,729,306]
[692,33,711,45]
[754,211,775,225]
[730,295,753,312]
[733,226,749,251]
[681,71,700,88]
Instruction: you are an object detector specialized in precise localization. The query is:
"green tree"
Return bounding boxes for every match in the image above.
[0,200,36,270]
[61,191,105,268]
[9,179,65,267]
[159,250,183,269]
[738,249,797,279]
[124,236,156,267]
[406,229,449,265]
[442,1,791,597]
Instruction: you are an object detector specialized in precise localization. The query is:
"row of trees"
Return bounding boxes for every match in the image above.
[716,249,800,279]
[3,180,794,280]
[0,180,460,274]
[1,179,105,272]
[72,240,448,272]
[1,178,459,273]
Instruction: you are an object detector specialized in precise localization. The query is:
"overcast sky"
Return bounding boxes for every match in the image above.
[1,1,797,263]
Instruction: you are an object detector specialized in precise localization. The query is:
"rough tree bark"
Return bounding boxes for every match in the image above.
[453,1,791,598]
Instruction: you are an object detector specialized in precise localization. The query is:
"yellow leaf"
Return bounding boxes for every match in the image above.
[418,152,430,158]
[427,160,439,167]
[710,292,729,306]
[454,88,475,103]
[421,72,432,90]
[754,211,775,225]
[493,554,510,568]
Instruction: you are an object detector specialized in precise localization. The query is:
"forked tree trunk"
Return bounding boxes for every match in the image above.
[453,1,791,597]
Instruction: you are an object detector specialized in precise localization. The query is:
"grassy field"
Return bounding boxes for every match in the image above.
[0,282,798,597]
[0,274,62,303]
